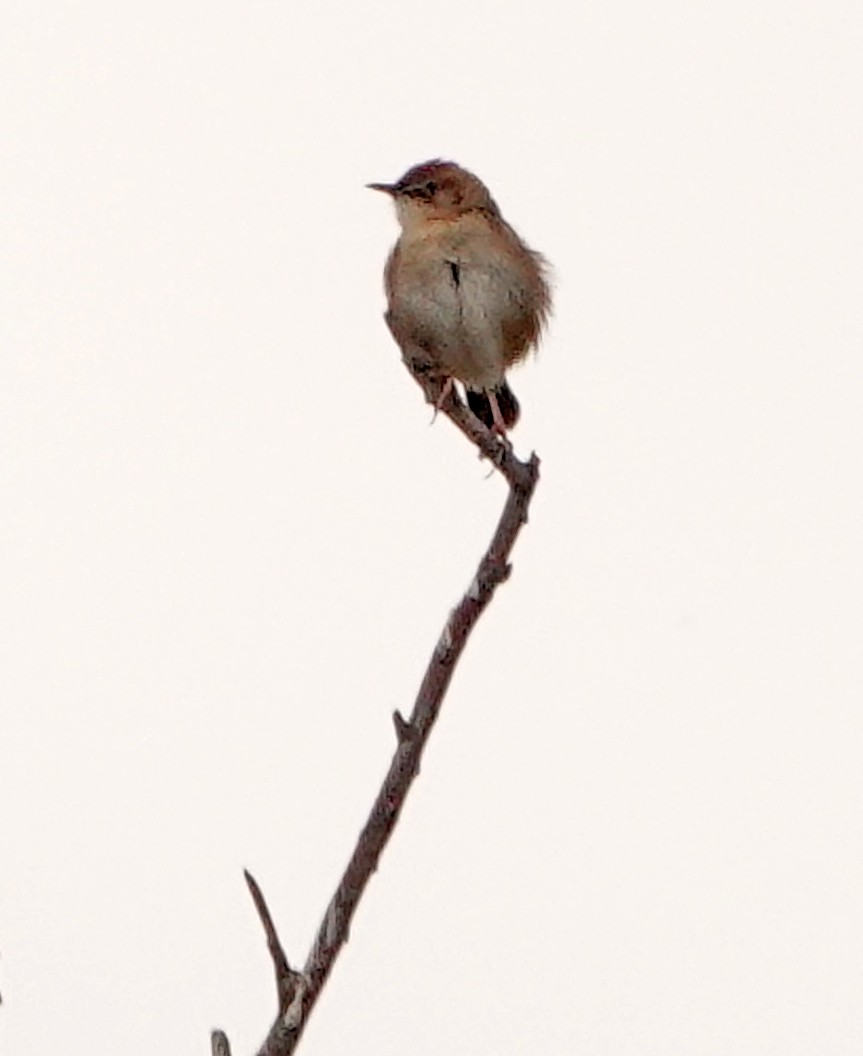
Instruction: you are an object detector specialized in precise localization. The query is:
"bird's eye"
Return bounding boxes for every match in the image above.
[403,179,438,200]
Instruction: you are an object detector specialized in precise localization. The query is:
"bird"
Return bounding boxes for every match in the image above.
[368,159,551,434]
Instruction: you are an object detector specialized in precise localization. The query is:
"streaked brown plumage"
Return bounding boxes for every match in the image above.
[368,160,551,433]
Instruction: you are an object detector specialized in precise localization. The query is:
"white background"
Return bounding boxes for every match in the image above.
[2,2,861,1053]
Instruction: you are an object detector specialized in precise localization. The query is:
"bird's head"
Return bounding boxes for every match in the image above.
[367,160,500,229]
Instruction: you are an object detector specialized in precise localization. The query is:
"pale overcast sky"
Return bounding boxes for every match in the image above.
[2,2,861,1054]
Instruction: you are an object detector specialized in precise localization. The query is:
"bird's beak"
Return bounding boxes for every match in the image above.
[366,182,397,196]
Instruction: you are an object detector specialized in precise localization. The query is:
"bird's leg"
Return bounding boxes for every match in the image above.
[436,376,455,410]
[431,376,455,423]
[488,391,510,437]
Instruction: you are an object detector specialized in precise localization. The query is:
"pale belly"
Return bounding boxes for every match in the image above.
[389,257,529,391]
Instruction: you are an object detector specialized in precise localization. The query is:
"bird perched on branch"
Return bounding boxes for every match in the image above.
[368,159,551,434]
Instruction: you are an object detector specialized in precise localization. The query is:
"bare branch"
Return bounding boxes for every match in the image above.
[216,363,540,1056]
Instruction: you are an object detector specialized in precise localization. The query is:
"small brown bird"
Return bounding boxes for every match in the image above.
[368,159,551,433]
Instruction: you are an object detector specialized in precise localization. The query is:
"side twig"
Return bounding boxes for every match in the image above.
[215,363,540,1056]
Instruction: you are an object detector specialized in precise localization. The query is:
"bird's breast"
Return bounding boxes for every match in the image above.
[385,217,541,388]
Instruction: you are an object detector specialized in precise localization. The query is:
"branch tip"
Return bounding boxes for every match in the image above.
[244,869,297,1007]
[392,710,414,742]
[211,1029,232,1056]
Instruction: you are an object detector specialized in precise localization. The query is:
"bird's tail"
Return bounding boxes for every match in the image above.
[466,381,520,431]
